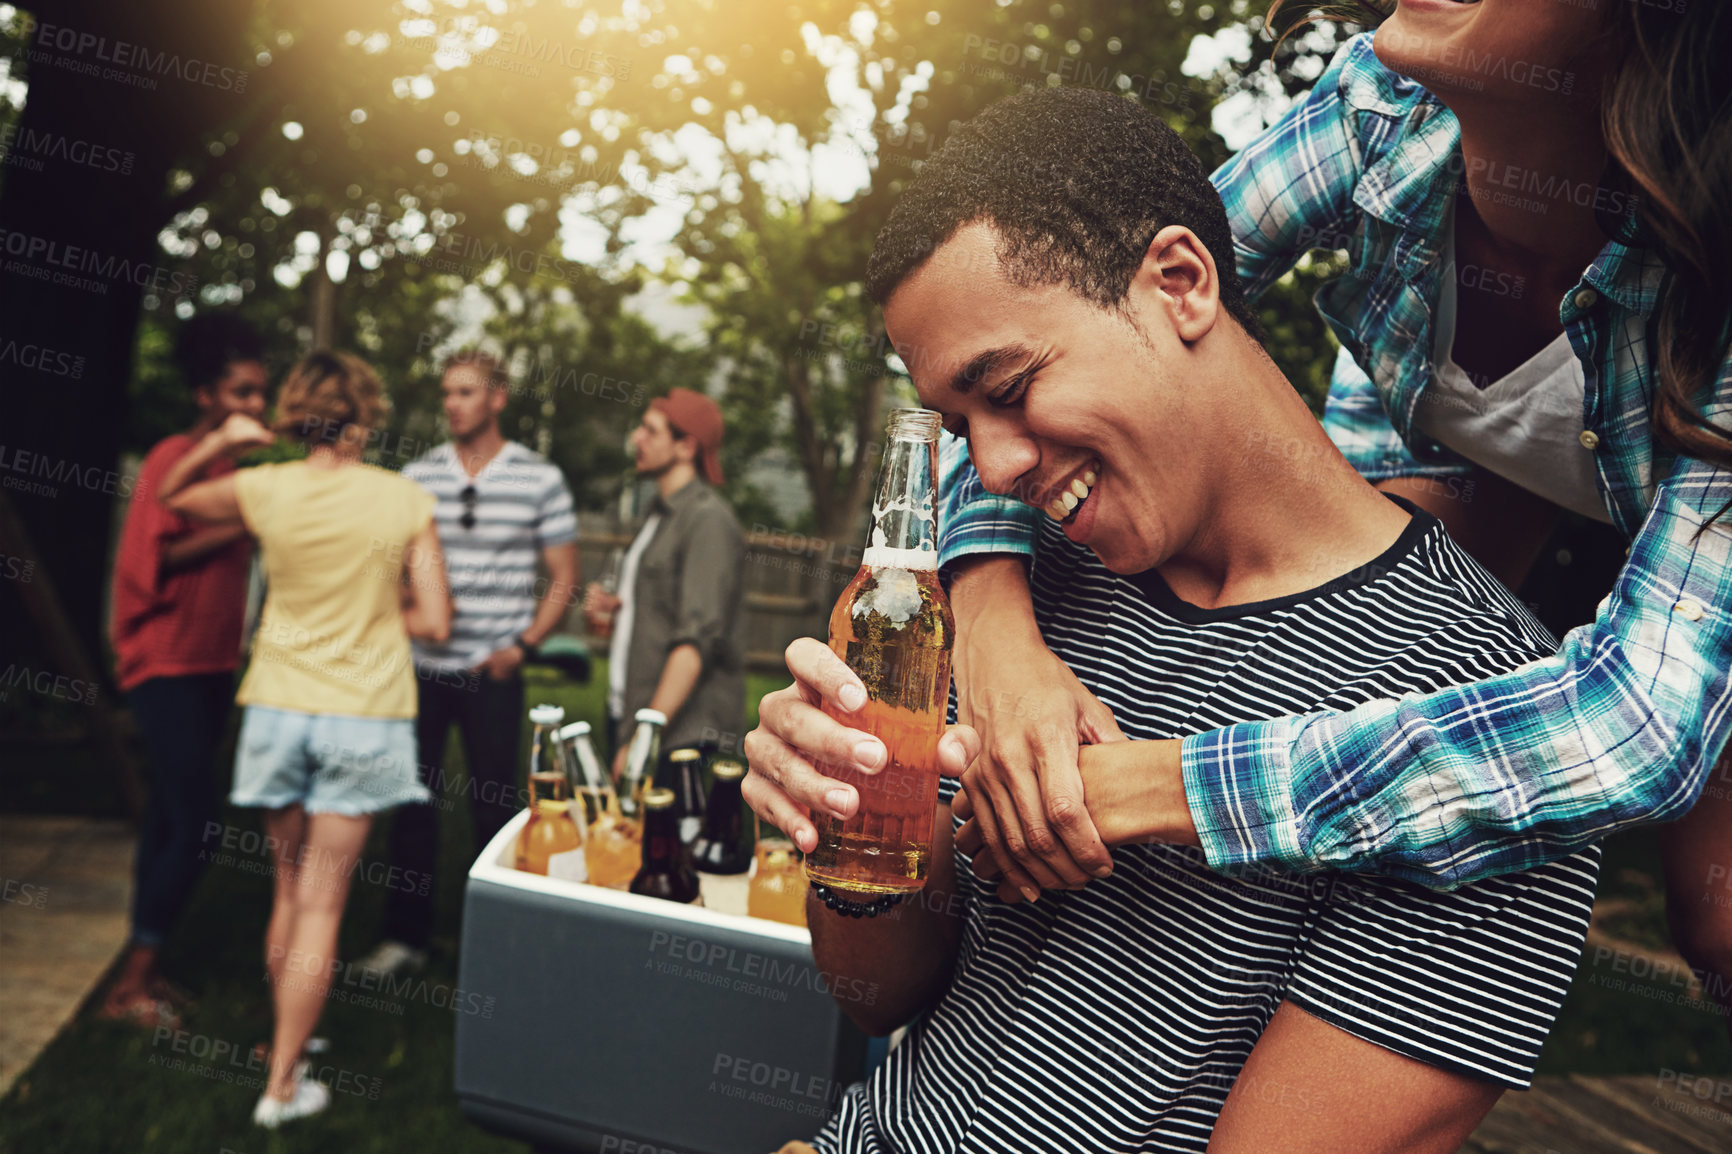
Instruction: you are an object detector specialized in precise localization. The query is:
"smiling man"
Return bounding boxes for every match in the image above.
[743,87,1602,1152]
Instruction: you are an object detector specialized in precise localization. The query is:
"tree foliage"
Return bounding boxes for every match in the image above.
[16,1,1363,536]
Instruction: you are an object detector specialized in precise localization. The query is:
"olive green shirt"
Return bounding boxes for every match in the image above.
[621,478,747,752]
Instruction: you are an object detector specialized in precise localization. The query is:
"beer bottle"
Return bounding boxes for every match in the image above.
[666,747,709,847]
[559,720,615,826]
[808,409,954,895]
[517,704,587,880]
[617,707,667,819]
[629,787,700,904]
[691,759,752,915]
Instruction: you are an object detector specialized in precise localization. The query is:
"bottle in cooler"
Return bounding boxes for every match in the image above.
[616,707,667,820]
[807,409,954,895]
[629,787,700,904]
[691,758,751,915]
[516,704,587,881]
[747,838,808,927]
[666,747,708,848]
[559,719,615,826]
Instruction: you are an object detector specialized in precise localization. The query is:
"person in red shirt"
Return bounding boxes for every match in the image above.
[103,313,269,1025]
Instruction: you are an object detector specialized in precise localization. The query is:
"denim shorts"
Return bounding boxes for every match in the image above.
[231,706,431,816]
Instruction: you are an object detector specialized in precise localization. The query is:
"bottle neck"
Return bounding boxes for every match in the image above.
[619,724,663,815]
[528,724,566,808]
[699,778,743,843]
[569,737,608,792]
[864,421,939,568]
[640,808,680,870]
[674,759,704,810]
[624,726,662,784]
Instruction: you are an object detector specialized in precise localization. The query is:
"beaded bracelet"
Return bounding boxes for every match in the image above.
[810,879,908,919]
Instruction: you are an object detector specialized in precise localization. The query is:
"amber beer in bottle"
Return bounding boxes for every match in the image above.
[807,409,954,895]
[516,705,587,880]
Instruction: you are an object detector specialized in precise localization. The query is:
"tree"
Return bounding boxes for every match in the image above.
[601,0,1353,537]
[0,0,256,666]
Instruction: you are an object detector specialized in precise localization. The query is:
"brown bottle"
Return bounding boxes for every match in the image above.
[691,759,752,915]
[629,787,700,904]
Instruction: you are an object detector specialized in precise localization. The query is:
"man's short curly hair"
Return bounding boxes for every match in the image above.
[174,312,265,393]
[273,350,388,445]
[866,86,1263,340]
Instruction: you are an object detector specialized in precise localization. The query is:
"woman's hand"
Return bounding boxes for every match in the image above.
[215,413,275,455]
[744,637,979,853]
[159,414,273,519]
[957,739,1197,903]
[949,556,1126,902]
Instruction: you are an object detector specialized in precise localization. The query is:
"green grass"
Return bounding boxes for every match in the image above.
[2,660,1728,1153]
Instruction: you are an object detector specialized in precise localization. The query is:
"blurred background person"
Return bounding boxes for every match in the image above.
[357,349,578,981]
[156,350,451,1128]
[101,312,269,1027]
[585,389,745,769]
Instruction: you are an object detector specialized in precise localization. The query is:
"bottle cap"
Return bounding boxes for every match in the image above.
[529,704,565,725]
[642,787,675,810]
[668,748,701,763]
[557,721,591,740]
[711,759,745,780]
[634,708,669,726]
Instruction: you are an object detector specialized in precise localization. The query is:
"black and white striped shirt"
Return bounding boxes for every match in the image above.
[815,503,1601,1153]
[403,442,577,671]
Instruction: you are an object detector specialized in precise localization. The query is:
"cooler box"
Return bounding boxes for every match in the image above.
[455,810,870,1153]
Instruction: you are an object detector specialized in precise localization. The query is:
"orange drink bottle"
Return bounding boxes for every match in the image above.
[806,409,954,895]
[516,705,587,881]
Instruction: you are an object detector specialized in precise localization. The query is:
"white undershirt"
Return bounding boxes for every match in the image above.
[607,512,662,719]
[1411,228,1612,524]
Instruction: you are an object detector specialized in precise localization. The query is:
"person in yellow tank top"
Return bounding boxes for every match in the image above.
[159,350,452,1129]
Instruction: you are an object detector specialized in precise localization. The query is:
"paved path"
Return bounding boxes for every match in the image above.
[0,814,134,1096]
[1464,1073,1732,1151]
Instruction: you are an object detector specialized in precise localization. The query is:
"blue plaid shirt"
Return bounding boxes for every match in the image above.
[937,34,1732,889]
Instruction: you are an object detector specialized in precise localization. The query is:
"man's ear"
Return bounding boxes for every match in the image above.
[1133,225,1220,344]
[488,386,510,417]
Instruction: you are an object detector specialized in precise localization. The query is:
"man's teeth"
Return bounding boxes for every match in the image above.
[1046,469,1097,521]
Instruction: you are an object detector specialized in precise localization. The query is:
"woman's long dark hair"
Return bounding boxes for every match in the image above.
[1266,0,1732,479]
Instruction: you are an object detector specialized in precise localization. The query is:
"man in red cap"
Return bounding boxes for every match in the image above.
[585,387,747,772]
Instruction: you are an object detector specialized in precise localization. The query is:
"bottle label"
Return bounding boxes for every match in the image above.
[679,815,702,845]
[862,545,937,571]
[547,846,589,883]
[698,871,752,917]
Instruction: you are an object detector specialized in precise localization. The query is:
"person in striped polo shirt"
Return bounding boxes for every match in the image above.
[746,88,1602,1152]
[359,350,579,979]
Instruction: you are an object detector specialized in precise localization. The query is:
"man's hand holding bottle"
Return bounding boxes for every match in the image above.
[742,638,979,854]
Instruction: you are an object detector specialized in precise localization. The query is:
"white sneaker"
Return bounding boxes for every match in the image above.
[253,1071,331,1128]
[352,939,427,980]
